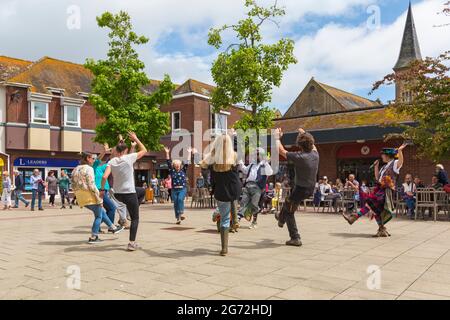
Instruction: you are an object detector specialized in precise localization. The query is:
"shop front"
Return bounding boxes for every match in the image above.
[336,142,386,186]
[13,157,79,192]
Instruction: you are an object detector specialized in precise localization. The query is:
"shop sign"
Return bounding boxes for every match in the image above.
[14,157,79,168]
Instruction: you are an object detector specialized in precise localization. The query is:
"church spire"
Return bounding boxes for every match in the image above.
[393,2,422,71]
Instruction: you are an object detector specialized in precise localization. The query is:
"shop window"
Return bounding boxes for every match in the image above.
[31,102,48,124]
[18,168,45,192]
[211,112,228,135]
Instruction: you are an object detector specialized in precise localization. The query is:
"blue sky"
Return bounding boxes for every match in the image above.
[0,0,448,113]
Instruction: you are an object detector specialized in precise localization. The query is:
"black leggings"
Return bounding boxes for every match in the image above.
[115,193,139,242]
[49,194,56,205]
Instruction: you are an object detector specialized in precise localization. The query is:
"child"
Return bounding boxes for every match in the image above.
[271,183,283,213]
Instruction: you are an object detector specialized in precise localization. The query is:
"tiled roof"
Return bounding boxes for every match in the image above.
[316,81,381,110]
[7,56,93,97]
[0,56,33,81]
[274,107,411,132]
[174,79,215,97]
[394,3,422,71]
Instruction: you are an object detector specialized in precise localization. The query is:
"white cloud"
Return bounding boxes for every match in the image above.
[0,0,448,112]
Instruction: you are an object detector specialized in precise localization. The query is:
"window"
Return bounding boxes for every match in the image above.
[64,105,80,127]
[213,113,228,135]
[31,102,48,124]
[172,112,181,131]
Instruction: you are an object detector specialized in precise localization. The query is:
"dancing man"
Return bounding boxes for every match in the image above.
[238,148,273,229]
[342,144,408,237]
[274,128,319,247]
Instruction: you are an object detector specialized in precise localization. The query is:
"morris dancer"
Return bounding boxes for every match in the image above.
[342,144,408,237]
[274,128,319,247]
[200,134,242,256]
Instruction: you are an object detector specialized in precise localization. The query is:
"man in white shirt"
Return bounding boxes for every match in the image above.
[238,148,273,229]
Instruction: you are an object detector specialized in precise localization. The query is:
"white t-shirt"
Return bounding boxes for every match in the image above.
[108,153,138,194]
[379,160,401,182]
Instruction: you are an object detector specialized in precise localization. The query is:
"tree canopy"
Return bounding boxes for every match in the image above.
[372,51,450,162]
[208,0,297,130]
[85,11,174,150]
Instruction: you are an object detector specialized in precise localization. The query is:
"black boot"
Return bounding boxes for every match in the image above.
[220,227,229,256]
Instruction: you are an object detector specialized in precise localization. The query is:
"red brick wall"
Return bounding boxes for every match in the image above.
[6,87,28,123]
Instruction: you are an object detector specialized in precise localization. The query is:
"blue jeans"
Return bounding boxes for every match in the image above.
[14,190,30,207]
[86,204,113,236]
[217,201,231,228]
[404,196,416,216]
[31,189,43,209]
[102,190,117,225]
[172,188,186,219]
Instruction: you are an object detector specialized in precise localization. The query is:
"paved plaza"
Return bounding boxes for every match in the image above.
[1,203,450,300]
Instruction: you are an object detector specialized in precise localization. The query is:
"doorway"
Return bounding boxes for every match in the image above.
[337,158,378,186]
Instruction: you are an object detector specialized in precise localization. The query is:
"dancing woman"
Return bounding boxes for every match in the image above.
[199,134,242,256]
[164,146,193,225]
[101,132,147,251]
[342,143,408,237]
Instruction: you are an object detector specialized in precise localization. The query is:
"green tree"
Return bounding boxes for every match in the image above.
[372,52,450,161]
[208,0,297,131]
[85,11,174,150]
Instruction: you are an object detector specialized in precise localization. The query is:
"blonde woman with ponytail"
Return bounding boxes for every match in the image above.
[199,134,242,256]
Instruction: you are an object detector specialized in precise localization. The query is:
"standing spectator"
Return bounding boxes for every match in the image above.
[72,152,124,244]
[402,174,417,219]
[430,175,443,190]
[102,132,147,251]
[164,175,172,202]
[436,164,449,186]
[59,170,72,209]
[13,170,30,208]
[150,174,159,198]
[46,171,58,207]
[30,169,45,211]
[2,171,12,210]
[164,146,193,225]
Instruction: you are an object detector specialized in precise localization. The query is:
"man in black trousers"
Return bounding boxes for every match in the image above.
[274,128,320,247]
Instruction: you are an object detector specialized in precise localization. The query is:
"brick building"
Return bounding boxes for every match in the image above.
[0,57,246,192]
[275,3,450,186]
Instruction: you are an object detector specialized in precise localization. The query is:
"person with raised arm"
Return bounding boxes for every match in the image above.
[164,146,193,225]
[274,128,319,247]
[101,132,147,252]
[342,143,408,237]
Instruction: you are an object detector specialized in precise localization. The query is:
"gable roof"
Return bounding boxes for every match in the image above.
[284,78,381,118]
[174,79,215,97]
[394,2,422,71]
[0,56,33,81]
[316,81,381,110]
[7,56,93,97]
[275,107,410,132]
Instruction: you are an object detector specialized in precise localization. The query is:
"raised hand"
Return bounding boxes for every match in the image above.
[163,146,170,154]
[298,128,306,135]
[398,143,408,152]
[128,131,138,142]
